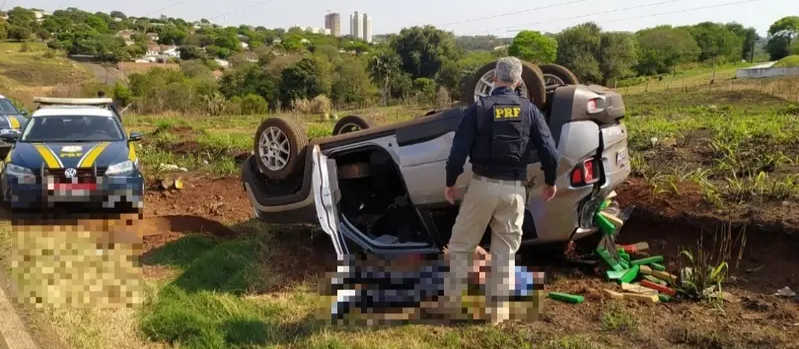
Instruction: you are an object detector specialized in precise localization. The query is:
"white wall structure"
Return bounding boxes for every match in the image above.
[350,11,363,39]
[736,64,799,79]
[362,13,373,43]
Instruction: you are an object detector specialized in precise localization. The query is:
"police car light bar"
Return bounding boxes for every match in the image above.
[33,97,114,106]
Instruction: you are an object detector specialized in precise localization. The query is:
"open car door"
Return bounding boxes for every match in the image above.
[311,145,348,259]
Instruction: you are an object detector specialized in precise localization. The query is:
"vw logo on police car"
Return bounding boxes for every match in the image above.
[64,168,77,178]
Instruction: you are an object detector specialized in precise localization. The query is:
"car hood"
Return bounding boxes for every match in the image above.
[0,114,25,130]
[10,141,131,170]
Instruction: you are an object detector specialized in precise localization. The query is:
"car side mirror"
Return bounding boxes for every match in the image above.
[20,111,27,117]
[129,132,143,141]
[0,132,19,142]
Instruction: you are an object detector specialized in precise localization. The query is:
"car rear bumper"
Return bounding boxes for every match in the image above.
[5,175,144,211]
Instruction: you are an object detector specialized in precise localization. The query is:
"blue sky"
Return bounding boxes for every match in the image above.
[6,0,796,37]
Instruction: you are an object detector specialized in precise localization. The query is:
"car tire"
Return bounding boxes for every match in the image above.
[332,115,372,135]
[253,117,308,181]
[464,60,547,108]
[539,63,579,89]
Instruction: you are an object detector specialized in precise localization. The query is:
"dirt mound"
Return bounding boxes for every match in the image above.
[144,174,252,223]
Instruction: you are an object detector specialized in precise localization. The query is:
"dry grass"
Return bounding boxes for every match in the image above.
[116,62,180,75]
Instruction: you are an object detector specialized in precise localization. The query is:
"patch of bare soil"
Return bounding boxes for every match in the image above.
[144,173,252,222]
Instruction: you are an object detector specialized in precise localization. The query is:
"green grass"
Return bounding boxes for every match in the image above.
[773,55,799,68]
[617,62,751,95]
[135,227,622,349]
[624,82,799,207]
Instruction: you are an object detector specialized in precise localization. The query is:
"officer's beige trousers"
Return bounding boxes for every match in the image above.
[445,174,525,322]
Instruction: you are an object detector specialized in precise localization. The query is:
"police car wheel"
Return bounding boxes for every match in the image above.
[539,63,579,90]
[253,117,308,181]
[332,115,372,135]
[466,60,547,108]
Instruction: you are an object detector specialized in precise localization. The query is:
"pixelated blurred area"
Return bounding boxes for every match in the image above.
[8,212,145,309]
[316,255,545,326]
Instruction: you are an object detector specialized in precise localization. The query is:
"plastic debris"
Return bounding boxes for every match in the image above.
[775,287,796,297]
[548,292,585,304]
[631,256,664,266]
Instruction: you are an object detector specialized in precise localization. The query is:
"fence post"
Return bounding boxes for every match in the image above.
[645,81,649,92]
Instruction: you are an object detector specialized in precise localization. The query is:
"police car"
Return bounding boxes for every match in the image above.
[0,95,29,160]
[0,97,144,212]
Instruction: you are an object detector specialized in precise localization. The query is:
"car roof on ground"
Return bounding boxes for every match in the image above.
[31,106,115,118]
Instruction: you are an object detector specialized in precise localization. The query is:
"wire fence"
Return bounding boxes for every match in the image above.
[611,75,799,102]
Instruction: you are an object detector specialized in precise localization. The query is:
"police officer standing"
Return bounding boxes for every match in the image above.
[443,57,559,324]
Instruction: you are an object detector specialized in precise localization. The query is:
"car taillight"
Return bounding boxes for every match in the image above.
[587,98,602,114]
[570,158,601,187]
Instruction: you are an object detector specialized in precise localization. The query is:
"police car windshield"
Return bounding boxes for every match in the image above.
[20,115,124,142]
[0,99,20,115]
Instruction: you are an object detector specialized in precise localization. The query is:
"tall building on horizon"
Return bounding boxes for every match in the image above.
[324,12,341,37]
[362,13,373,43]
[350,11,363,40]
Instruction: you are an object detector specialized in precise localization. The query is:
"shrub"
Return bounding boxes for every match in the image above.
[225,96,242,115]
[290,98,311,114]
[435,86,451,109]
[310,95,332,114]
[240,94,268,115]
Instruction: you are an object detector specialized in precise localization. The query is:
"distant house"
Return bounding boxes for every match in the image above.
[215,58,230,68]
[145,33,159,42]
[272,38,282,44]
[162,46,180,58]
[118,30,135,40]
[146,44,160,57]
[124,40,135,46]
[32,10,51,22]
[240,42,249,49]
[300,38,310,44]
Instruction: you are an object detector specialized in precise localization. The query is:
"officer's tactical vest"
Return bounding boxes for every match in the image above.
[471,93,532,169]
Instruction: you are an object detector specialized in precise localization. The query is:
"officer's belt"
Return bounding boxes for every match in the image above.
[472,174,523,187]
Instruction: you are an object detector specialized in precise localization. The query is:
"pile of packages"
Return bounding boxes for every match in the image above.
[548,191,680,304]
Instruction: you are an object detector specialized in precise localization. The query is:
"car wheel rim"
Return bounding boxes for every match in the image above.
[338,123,362,134]
[544,74,566,89]
[258,126,291,171]
[473,69,530,102]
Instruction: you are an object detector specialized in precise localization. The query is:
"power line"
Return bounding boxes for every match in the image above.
[439,0,597,27]
[462,0,689,35]
[471,0,768,36]
[597,0,767,26]
[143,0,190,18]
[55,0,74,10]
[208,0,280,21]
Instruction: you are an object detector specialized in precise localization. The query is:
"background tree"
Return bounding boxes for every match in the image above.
[725,22,760,61]
[0,21,7,40]
[556,22,603,83]
[635,26,700,75]
[280,58,329,106]
[508,30,557,64]
[368,50,403,106]
[389,25,459,79]
[7,25,31,42]
[766,16,799,60]
[331,57,377,106]
[598,32,638,85]
[686,22,743,63]
[6,7,35,28]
